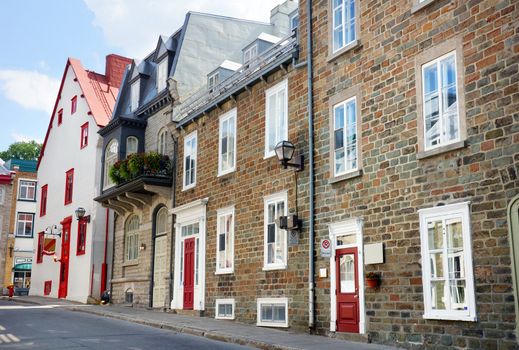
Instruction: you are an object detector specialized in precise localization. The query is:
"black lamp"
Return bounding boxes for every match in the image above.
[274,141,304,171]
[75,207,90,222]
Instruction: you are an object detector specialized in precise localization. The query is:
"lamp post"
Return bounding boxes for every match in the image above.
[274,141,304,171]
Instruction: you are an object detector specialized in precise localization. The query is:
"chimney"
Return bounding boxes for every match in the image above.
[105,54,132,88]
[270,0,298,37]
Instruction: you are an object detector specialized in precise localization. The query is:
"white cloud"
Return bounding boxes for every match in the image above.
[83,0,294,58]
[11,133,43,143]
[0,70,59,114]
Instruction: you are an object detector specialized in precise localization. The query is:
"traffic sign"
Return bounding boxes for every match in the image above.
[320,238,331,258]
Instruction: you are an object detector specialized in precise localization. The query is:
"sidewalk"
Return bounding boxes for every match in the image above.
[2,296,397,350]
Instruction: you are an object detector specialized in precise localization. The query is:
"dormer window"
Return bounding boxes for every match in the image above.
[131,80,140,112]
[208,72,219,90]
[157,58,168,92]
[243,45,258,64]
[290,13,299,30]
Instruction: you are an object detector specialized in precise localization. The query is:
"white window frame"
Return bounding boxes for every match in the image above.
[18,180,36,201]
[16,212,34,238]
[244,44,258,63]
[264,79,288,158]
[208,72,219,90]
[131,80,140,112]
[421,51,461,151]
[158,128,168,155]
[290,13,299,30]
[332,0,357,53]
[418,202,476,322]
[183,131,197,190]
[157,58,168,92]
[216,206,234,274]
[263,191,288,270]
[218,109,237,176]
[125,215,140,262]
[215,298,235,320]
[104,139,118,190]
[126,136,138,156]
[333,96,358,177]
[257,297,288,328]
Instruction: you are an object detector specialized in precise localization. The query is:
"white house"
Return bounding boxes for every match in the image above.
[31,55,131,303]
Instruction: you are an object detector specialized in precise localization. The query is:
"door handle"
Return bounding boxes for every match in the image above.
[354,295,358,299]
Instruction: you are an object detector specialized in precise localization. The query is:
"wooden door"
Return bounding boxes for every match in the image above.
[183,238,195,310]
[336,247,359,333]
[152,235,168,308]
[58,219,71,299]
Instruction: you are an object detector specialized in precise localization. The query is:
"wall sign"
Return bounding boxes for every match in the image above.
[15,257,32,264]
[288,231,299,246]
[320,238,331,258]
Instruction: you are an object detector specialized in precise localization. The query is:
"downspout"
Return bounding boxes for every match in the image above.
[169,134,178,306]
[306,0,315,330]
[101,208,109,295]
[109,212,117,302]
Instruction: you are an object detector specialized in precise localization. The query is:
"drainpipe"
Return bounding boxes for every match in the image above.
[101,208,109,295]
[306,0,315,330]
[169,134,177,306]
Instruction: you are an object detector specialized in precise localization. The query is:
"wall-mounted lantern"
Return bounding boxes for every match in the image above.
[274,141,304,172]
[44,225,61,238]
[75,207,91,222]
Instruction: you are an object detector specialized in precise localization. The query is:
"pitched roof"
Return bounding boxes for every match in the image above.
[4,159,37,173]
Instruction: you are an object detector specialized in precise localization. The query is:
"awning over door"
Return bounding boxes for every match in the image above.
[13,263,32,271]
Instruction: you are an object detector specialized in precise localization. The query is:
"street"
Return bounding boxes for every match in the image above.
[0,300,252,349]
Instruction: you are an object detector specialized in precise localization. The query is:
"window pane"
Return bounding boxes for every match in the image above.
[335,149,345,174]
[267,224,275,243]
[449,280,466,310]
[334,8,342,27]
[340,254,355,293]
[334,129,344,150]
[262,305,273,321]
[273,305,286,322]
[430,252,444,278]
[428,219,443,249]
[333,28,343,51]
[446,218,463,248]
[336,234,356,246]
[431,281,446,310]
[219,233,226,251]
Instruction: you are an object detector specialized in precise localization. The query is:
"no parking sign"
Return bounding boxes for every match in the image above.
[320,238,331,258]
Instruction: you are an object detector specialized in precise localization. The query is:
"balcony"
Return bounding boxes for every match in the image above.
[95,152,173,215]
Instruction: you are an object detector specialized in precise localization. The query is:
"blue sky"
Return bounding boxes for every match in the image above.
[0,0,287,151]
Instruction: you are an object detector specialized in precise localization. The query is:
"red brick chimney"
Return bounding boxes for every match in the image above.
[105,54,132,88]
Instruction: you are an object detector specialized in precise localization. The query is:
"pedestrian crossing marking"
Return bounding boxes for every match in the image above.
[0,334,11,343]
[7,333,20,342]
[0,333,20,344]
[0,325,5,331]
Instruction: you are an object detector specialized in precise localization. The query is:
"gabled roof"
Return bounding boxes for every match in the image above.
[38,55,130,169]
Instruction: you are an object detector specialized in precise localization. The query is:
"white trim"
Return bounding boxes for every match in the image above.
[157,58,168,92]
[329,218,365,334]
[182,131,197,190]
[215,206,235,274]
[256,297,288,328]
[170,197,209,215]
[17,178,37,201]
[333,96,359,177]
[332,0,357,53]
[218,109,237,176]
[264,79,288,158]
[418,201,477,321]
[215,298,235,320]
[130,80,140,112]
[263,190,288,270]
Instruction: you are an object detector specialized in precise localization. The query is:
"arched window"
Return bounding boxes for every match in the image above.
[126,136,138,157]
[104,139,118,189]
[158,128,168,155]
[126,215,139,261]
[155,207,168,236]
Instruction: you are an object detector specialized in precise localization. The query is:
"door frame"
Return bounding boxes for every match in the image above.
[507,194,519,339]
[329,218,365,334]
[150,205,169,308]
[58,216,72,299]
[183,237,196,309]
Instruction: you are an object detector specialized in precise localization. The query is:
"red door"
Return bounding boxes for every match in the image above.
[58,217,72,299]
[183,238,195,309]
[336,247,359,333]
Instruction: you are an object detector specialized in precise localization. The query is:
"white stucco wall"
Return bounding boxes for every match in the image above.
[30,65,113,303]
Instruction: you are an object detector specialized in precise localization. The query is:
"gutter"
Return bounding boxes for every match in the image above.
[306,0,316,329]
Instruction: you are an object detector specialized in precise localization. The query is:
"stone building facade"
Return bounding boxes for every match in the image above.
[0,164,14,292]
[297,0,519,348]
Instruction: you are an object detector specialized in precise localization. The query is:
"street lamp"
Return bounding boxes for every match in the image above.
[75,207,90,222]
[274,141,304,171]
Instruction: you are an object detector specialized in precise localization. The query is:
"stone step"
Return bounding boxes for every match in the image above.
[331,331,370,343]
[169,309,204,317]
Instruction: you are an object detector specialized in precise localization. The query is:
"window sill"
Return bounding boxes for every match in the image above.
[217,170,235,179]
[417,140,466,160]
[216,316,235,320]
[423,313,477,322]
[17,199,37,202]
[411,0,438,14]
[182,184,196,192]
[15,235,34,239]
[215,269,234,275]
[262,265,287,272]
[329,169,363,184]
[327,39,362,63]
[123,260,139,267]
[256,322,289,328]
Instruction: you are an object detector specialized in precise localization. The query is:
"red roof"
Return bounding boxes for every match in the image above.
[38,55,131,169]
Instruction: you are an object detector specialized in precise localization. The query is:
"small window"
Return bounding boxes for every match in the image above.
[64,169,74,205]
[215,299,235,320]
[131,80,140,112]
[264,192,288,270]
[155,207,168,236]
[16,212,34,237]
[418,202,476,321]
[183,131,197,190]
[44,280,52,295]
[257,298,288,328]
[157,58,168,92]
[71,96,77,114]
[125,289,134,304]
[422,51,460,151]
[18,180,36,201]
[37,232,44,263]
[265,80,288,157]
[208,72,219,90]
[290,13,299,30]
[77,217,87,255]
[126,215,139,261]
[57,109,63,126]
[40,184,48,217]
[126,136,138,156]
[243,45,258,63]
[333,96,358,176]
[158,129,168,155]
[216,207,234,274]
[80,122,89,149]
[218,109,237,175]
[332,0,357,53]
[104,139,118,189]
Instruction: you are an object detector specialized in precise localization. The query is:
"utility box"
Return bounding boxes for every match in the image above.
[364,243,384,265]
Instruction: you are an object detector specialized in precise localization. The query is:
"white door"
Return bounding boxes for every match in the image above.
[153,235,167,308]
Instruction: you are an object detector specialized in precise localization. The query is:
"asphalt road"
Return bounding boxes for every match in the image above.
[0,300,253,349]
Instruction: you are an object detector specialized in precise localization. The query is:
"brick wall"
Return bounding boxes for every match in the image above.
[300,0,519,348]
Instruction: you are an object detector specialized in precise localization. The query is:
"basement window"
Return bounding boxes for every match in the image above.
[215,299,235,320]
[257,298,288,328]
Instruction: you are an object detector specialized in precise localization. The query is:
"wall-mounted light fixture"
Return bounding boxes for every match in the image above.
[75,207,91,222]
[8,243,14,258]
[44,225,61,238]
[139,243,146,251]
[274,141,304,172]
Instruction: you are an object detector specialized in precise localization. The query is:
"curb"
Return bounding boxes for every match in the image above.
[0,296,41,305]
[70,306,300,350]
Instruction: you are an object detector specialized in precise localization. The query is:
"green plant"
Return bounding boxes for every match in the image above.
[365,272,379,280]
[108,152,172,185]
